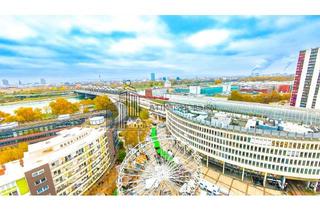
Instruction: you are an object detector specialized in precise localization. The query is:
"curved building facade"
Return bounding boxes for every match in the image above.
[166,107,320,184]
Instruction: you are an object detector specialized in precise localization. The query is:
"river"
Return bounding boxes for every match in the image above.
[0,97,80,114]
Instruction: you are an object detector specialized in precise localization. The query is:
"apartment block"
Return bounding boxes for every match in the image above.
[290,47,320,109]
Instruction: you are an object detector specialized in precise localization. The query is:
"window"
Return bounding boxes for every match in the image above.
[36,185,49,194]
[9,191,19,196]
[34,177,47,186]
[32,169,45,178]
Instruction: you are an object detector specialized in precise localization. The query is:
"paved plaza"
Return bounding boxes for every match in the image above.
[201,166,284,196]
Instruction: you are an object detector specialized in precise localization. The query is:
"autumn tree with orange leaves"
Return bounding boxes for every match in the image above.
[13,107,43,122]
[93,95,118,117]
[49,97,79,115]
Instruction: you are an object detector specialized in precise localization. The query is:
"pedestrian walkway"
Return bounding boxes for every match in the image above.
[201,165,284,196]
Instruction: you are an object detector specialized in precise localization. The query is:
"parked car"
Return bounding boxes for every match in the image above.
[58,114,70,120]
[199,179,209,190]
[206,184,221,196]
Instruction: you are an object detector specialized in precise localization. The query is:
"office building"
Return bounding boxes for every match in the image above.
[189,86,201,95]
[166,102,320,191]
[40,78,46,85]
[150,73,155,81]
[2,79,9,86]
[164,80,171,88]
[290,47,320,109]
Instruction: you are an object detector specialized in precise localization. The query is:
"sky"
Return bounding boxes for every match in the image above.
[0,15,320,83]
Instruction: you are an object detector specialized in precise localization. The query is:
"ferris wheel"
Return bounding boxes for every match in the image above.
[117,128,201,196]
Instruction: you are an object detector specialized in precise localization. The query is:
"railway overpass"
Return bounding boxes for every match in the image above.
[74,88,166,118]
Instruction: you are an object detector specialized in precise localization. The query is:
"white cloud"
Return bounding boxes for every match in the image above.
[227,19,320,56]
[0,44,56,58]
[108,36,172,54]
[185,29,230,49]
[0,17,37,40]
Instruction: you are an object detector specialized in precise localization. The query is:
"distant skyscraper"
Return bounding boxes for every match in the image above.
[40,78,46,85]
[19,80,22,85]
[151,73,155,81]
[290,47,320,109]
[2,79,9,86]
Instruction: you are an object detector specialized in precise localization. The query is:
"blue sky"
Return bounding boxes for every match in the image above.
[0,16,320,83]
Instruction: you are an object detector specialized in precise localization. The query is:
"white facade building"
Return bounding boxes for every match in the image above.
[189,86,201,95]
[0,127,114,196]
[166,105,320,190]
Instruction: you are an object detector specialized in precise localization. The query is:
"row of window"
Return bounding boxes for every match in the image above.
[36,185,49,194]
[167,112,320,176]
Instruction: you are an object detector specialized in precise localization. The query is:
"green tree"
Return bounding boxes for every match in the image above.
[117,150,126,163]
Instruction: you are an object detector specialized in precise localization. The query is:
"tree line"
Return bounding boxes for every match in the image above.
[0,143,28,165]
[228,90,291,104]
[0,95,118,124]
[240,75,294,82]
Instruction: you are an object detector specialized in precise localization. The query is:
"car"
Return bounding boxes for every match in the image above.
[58,114,70,120]
[199,179,209,190]
[206,184,221,196]
[159,123,166,128]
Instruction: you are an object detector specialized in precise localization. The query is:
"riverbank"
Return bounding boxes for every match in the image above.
[0,94,77,105]
[0,96,80,114]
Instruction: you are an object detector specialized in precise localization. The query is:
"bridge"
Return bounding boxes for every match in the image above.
[74,87,166,118]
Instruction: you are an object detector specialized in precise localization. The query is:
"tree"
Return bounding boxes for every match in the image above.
[80,99,94,106]
[3,115,18,123]
[0,142,28,165]
[0,111,10,118]
[93,95,118,117]
[228,90,291,104]
[14,107,43,122]
[139,109,149,120]
[117,150,126,163]
[0,111,10,122]
[214,79,222,85]
[240,75,294,82]
[49,97,79,115]
[121,128,139,147]
[83,107,90,113]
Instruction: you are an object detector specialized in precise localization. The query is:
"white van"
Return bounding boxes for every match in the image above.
[207,184,221,196]
[58,114,70,121]
[199,179,209,190]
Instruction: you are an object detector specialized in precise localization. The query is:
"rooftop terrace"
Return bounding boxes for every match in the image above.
[169,104,320,141]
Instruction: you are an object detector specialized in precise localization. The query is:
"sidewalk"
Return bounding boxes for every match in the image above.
[201,165,284,196]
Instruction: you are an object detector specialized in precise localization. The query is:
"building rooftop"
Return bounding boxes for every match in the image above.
[23,127,106,171]
[167,94,320,126]
[170,104,320,140]
[0,160,25,186]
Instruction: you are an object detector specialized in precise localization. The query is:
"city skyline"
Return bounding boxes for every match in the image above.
[0,16,320,82]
